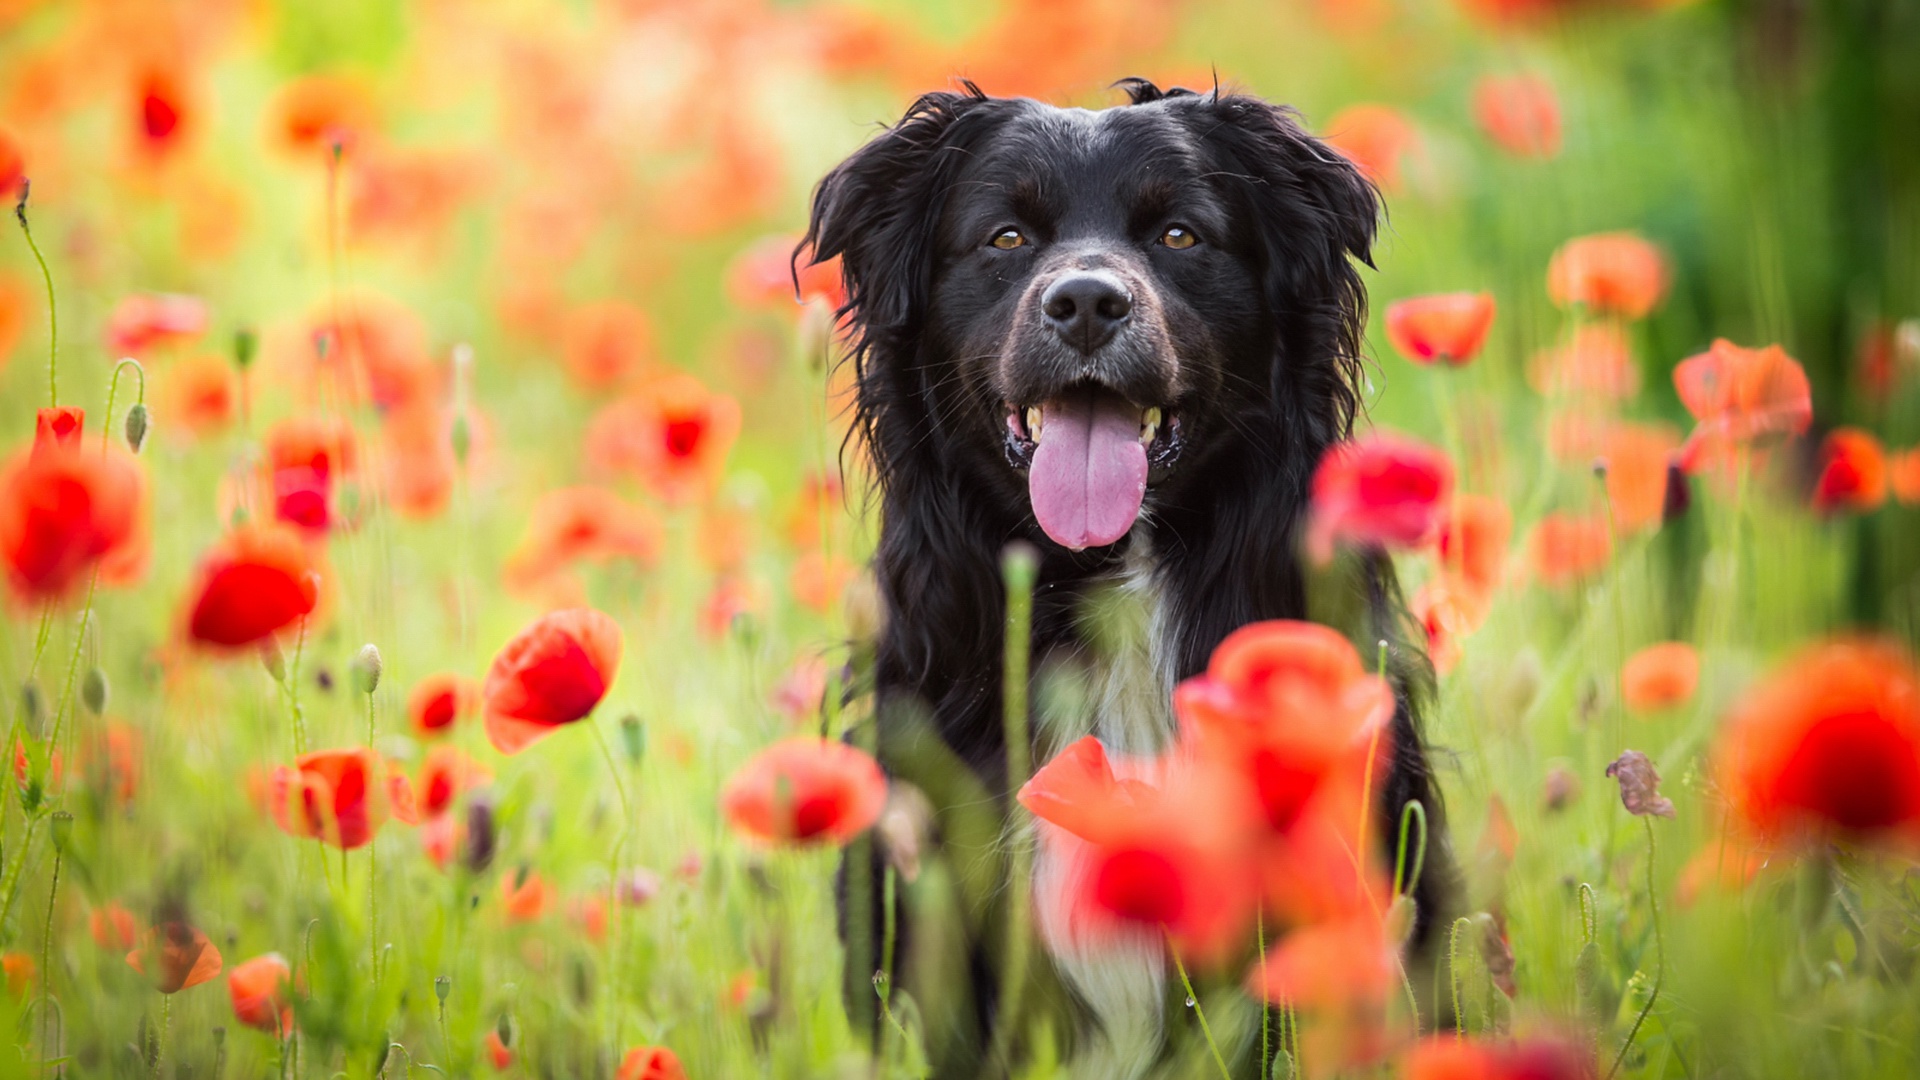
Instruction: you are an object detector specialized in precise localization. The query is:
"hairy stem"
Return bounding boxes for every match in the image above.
[1608,818,1664,1080]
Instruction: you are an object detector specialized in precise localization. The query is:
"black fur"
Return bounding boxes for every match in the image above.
[804,79,1454,1076]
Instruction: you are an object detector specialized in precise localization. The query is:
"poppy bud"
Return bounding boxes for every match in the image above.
[82,667,108,716]
[450,414,471,468]
[464,798,495,872]
[374,1038,391,1075]
[618,714,645,766]
[13,178,28,225]
[352,643,382,695]
[49,810,73,853]
[20,682,42,732]
[435,974,451,1003]
[125,403,150,454]
[260,640,286,683]
[1662,460,1691,523]
[233,327,257,370]
[495,1012,513,1049]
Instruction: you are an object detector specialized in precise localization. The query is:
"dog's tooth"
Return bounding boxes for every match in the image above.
[1140,406,1162,446]
[1026,406,1044,443]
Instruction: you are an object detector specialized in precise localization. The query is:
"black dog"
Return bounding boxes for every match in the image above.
[803,78,1453,1077]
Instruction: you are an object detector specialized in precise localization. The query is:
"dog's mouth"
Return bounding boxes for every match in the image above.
[1003,382,1184,551]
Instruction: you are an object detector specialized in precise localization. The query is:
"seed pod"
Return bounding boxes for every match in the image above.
[464,798,496,873]
[618,714,645,766]
[233,327,258,370]
[352,643,383,695]
[50,810,74,852]
[125,402,150,453]
[450,414,472,467]
[82,667,109,716]
[434,974,451,1003]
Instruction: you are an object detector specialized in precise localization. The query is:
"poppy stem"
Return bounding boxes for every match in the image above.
[13,188,59,408]
[988,543,1036,1077]
[1257,907,1270,1079]
[1357,639,1389,874]
[1607,817,1663,1080]
[46,571,98,767]
[1448,915,1472,1037]
[153,992,170,1080]
[1166,934,1232,1080]
[37,837,62,1077]
[101,358,147,455]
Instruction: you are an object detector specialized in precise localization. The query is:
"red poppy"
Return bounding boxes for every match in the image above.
[617,1046,688,1080]
[1307,433,1454,562]
[1546,232,1669,319]
[583,373,742,504]
[1623,642,1699,714]
[105,292,208,355]
[135,66,190,154]
[408,673,478,738]
[90,903,138,950]
[228,953,293,1035]
[161,354,236,437]
[1529,323,1639,401]
[503,488,661,598]
[1403,1033,1592,1080]
[483,608,623,754]
[1672,340,1812,472]
[1530,512,1611,586]
[561,301,657,391]
[1323,104,1417,189]
[1017,736,1158,843]
[184,525,320,648]
[272,75,373,155]
[3,953,33,996]
[1812,427,1888,514]
[485,1029,513,1071]
[502,869,553,922]
[727,235,846,313]
[1892,448,1920,505]
[1411,578,1485,675]
[34,406,84,453]
[1718,640,1920,845]
[1384,292,1496,366]
[1246,914,1398,1010]
[0,128,23,201]
[264,415,356,535]
[1432,493,1511,598]
[1601,421,1681,533]
[1473,73,1562,158]
[419,745,492,818]
[1676,832,1772,907]
[789,551,857,614]
[382,406,458,520]
[719,737,888,846]
[421,814,463,870]
[127,921,224,994]
[268,747,391,849]
[0,431,144,602]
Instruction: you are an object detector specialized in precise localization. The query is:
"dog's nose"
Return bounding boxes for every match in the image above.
[1041,271,1132,353]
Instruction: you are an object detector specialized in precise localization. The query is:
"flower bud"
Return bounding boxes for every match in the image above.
[19,682,43,732]
[82,667,108,716]
[233,327,258,370]
[451,414,472,468]
[464,798,496,873]
[124,402,150,454]
[352,643,383,696]
[434,974,451,1003]
[50,810,74,853]
[618,714,646,766]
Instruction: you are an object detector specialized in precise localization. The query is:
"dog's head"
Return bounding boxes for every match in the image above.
[804,80,1379,552]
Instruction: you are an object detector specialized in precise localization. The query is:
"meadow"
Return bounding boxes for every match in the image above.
[1,0,1919,1077]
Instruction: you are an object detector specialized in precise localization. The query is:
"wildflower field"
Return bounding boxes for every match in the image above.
[3,0,1920,1077]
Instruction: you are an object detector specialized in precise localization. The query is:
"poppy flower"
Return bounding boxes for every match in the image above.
[1307,433,1454,563]
[569,894,609,941]
[0,127,23,200]
[583,373,742,504]
[1811,427,1888,514]
[1546,232,1669,319]
[420,814,463,869]
[135,66,191,155]
[1623,642,1699,714]
[503,488,662,597]
[268,747,391,849]
[1529,323,1639,401]
[1432,493,1511,598]
[501,867,552,922]
[127,921,224,993]
[483,608,623,754]
[1383,292,1497,366]
[1403,1033,1592,1080]
[82,722,142,804]
[184,524,320,648]
[1601,421,1682,533]
[382,406,459,520]
[1411,578,1485,675]
[561,301,657,391]
[105,292,208,355]
[272,75,373,155]
[34,405,84,453]
[264,415,357,534]
[484,1029,514,1071]
[1892,448,1920,505]
[160,354,236,437]
[1472,73,1562,158]
[0,275,26,366]
[1246,915,1398,1010]
[418,745,493,818]
[0,434,144,602]
[1322,104,1417,189]
[1676,832,1772,907]
[719,737,888,846]
[2,953,33,996]
[617,1046,688,1080]
[387,766,420,826]
[728,235,846,313]
[1530,512,1611,586]
[1017,736,1158,843]
[408,673,478,738]
[90,903,138,950]
[228,953,293,1035]
[1717,639,1920,845]
[772,654,829,723]
[789,551,857,614]
[1672,340,1812,471]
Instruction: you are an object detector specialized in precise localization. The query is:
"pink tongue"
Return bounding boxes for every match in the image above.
[1029,386,1149,550]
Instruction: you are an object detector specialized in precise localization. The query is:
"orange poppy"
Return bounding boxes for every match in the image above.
[319,297,438,413]
[81,721,142,804]
[0,430,143,602]
[1307,433,1454,563]
[105,292,208,355]
[784,469,846,549]
[382,406,458,520]
[484,1029,513,1071]
[1403,1033,1591,1080]
[789,551,856,614]
[1717,639,1920,845]
[1530,512,1611,585]
[1472,73,1561,158]
[127,921,224,994]
[418,745,492,819]
[504,488,661,595]
[271,75,373,156]
[482,608,623,754]
[1411,578,1485,675]
[1601,421,1681,533]
[719,737,888,846]
[160,354,236,437]
[1546,232,1668,319]
[387,764,420,826]
[90,902,138,950]
[183,524,320,648]
[1675,832,1772,907]
[1432,493,1511,598]
[569,894,608,941]
[502,869,552,922]
[0,127,23,200]
[268,747,391,849]
[2,953,34,995]
[134,65,191,157]
[1528,323,1639,401]
[583,373,742,505]
[1892,448,1920,504]
[1812,427,1888,514]
[561,301,657,391]
[408,673,478,738]
[1672,340,1812,471]
[1245,914,1398,1010]
[1384,292,1497,366]
[1322,104,1417,189]
[1623,641,1699,714]
[728,235,845,313]
[0,274,27,370]
[228,953,293,1035]
[617,1046,688,1080]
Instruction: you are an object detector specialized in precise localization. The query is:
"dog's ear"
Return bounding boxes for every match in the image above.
[1194,95,1381,442]
[798,84,1002,343]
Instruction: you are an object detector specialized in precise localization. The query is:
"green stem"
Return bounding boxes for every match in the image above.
[101,358,147,454]
[154,992,171,1080]
[1257,907,1270,1079]
[1449,915,1473,1038]
[1168,935,1232,1080]
[38,840,62,1076]
[988,544,1037,1076]
[1394,800,1428,899]
[1608,818,1664,1080]
[14,191,58,408]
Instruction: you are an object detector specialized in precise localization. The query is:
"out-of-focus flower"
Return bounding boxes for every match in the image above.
[134,66,191,157]
[617,1045,688,1080]
[584,373,742,504]
[1473,73,1562,158]
[90,903,138,950]
[1246,914,1398,1009]
[1601,421,1681,533]
[228,953,293,1035]
[1384,292,1496,366]
[1529,324,1640,401]
[789,551,856,614]
[421,814,463,870]
[1402,1033,1593,1080]
[561,301,657,392]
[728,236,845,313]
[321,298,437,413]
[1676,832,1772,907]
[1530,512,1611,586]
[619,868,663,907]
[127,921,223,993]
[502,868,552,922]
[482,608,623,754]
[0,275,27,370]
[35,406,83,453]
[1,428,144,602]
[382,405,459,520]
[1812,427,1887,514]
[1717,639,1920,846]
[1673,340,1812,473]
[1308,433,1454,563]
[82,721,142,804]
[0,127,23,200]
[785,469,846,549]
[106,293,208,355]
[419,745,492,819]
[269,747,391,849]
[1606,749,1676,818]
[1623,642,1699,714]
[3,953,34,995]
[183,524,320,648]
[772,653,829,723]
[1323,104,1417,190]
[720,737,887,846]
[504,488,661,598]
[272,75,373,156]
[1547,232,1668,319]
[1412,578,1484,675]
[264,415,357,535]
[1892,448,1920,504]
[1432,493,1511,599]
[409,673,478,738]
[160,354,236,437]
[569,894,608,941]
[484,1029,513,1071]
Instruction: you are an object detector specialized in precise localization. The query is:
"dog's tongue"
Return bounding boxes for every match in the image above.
[1029,386,1148,551]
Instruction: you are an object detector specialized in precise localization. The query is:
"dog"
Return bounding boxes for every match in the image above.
[803,78,1454,1078]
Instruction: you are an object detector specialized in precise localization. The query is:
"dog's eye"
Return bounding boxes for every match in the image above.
[990,229,1027,250]
[1160,226,1198,250]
